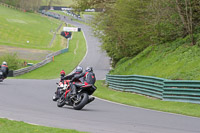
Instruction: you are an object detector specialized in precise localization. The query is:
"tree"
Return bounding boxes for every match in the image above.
[93,0,152,65]
[175,0,195,45]
[192,0,200,27]
[75,0,200,66]
[147,0,184,44]
[0,0,42,11]
[73,0,116,12]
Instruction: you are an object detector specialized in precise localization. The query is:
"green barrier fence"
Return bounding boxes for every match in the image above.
[163,80,200,104]
[61,48,68,53]
[106,74,200,104]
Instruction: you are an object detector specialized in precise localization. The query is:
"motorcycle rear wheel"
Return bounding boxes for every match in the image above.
[73,93,89,110]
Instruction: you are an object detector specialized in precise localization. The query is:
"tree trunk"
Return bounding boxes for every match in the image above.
[176,0,188,35]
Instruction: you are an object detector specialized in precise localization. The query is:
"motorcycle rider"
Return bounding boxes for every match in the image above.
[62,66,83,81]
[70,66,96,103]
[60,69,66,82]
[53,66,83,101]
[0,61,9,79]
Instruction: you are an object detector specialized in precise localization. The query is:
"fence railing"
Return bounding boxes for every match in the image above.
[40,11,60,19]
[0,2,22,11]
[106,74,200,104]
[12,47,68,77]
[163,80,200,104]
[13,58,52,76]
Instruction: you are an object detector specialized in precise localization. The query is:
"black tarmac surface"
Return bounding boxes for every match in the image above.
[0,15,200,133]
[1,79,200,133]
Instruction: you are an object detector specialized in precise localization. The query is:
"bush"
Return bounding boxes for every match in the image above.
[0,53,23,70]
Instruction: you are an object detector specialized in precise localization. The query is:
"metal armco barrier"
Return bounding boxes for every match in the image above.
[106,74,200,104]
[13,58,52,76]
[46,48,68,58]
[13,48,68,77]
[41,11,60,19]
[163,80,200,104]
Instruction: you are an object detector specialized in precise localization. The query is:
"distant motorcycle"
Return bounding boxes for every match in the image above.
[56,79,96,110]
[0,70,4,82]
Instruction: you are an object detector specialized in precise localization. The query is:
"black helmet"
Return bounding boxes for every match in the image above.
[86,66,93,72]
[76,66,83,73]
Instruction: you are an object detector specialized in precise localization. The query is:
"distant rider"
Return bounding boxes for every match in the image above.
[0,61,9,79]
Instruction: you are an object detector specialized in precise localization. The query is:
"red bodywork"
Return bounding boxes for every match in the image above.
[63,79,82,98]
[63,80,71,98]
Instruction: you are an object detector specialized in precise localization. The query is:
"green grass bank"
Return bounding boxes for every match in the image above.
[0,5,63,51]
[110,35,200,80]
[0,118,86,133]
[15,31,86,79]
[93,33,200,118]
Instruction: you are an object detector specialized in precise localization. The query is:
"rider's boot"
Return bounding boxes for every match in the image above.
[88,97,95,104]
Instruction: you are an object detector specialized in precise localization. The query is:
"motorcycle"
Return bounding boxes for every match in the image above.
[0,70,4,82]
[52,80,70,101]
[57,79,96,110]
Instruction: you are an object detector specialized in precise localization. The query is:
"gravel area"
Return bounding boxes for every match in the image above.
[0,45,52,60]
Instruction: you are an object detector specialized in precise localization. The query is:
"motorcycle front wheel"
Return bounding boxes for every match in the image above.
[73,93,88,110]
[57,94,66,107]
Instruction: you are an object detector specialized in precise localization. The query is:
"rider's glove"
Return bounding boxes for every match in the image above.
[61,76,65,80]
[71,77,75,82]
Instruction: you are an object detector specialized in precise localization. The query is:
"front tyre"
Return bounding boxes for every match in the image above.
[73,93,88,110]
[0,75,3,82]
[57,94,65,107]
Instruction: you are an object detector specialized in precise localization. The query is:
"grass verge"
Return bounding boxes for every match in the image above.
[94,80,200,118]
[0,5,62,50]
[0,118,86,133]
[110,36,200,80]
[14,31,86,79]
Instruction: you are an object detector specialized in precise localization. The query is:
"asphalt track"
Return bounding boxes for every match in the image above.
[61,15,111,80]
[0,15,200,133]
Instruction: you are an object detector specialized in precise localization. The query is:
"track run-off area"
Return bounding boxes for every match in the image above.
[0,16,200,133]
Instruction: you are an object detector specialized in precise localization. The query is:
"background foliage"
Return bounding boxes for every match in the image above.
[0,53,23,70]
[0,0,73,11]
[74,0,200,66]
